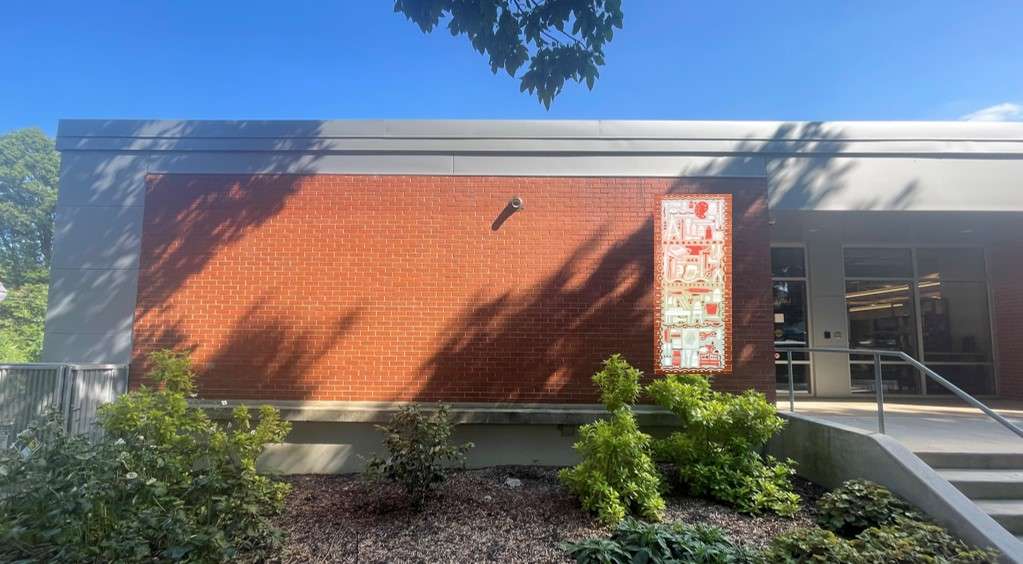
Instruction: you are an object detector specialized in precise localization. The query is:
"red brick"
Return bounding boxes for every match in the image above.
[991,244,1023,399]
[131,175,774,403]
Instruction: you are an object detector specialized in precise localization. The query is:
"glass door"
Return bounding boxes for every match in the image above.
[772,247,811,393]
[843,246,995,395]
[916,248,994,395]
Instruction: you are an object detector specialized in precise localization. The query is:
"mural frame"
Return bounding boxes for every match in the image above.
[653,193,733,375]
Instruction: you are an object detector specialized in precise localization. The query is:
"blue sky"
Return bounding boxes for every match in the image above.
[3,1,1022,135]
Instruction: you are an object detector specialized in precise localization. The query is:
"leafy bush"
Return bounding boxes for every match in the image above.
[762,527,859,563]
[561,538,632,564]
[593,353,643,411]
[0,349,291,563]
[560,355,665,524]
[365,403,473,508]
[647,374,799,516]
[854,518,998,563]
[562,518,755,564]
[815,479,921,538]
[765,485,999,564]
[763,520,999,564]
[560,409,666,524]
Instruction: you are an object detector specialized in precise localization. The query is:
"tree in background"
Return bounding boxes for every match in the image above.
[0,128,58,361]
[0,283,47,362]
[394,0,623,108]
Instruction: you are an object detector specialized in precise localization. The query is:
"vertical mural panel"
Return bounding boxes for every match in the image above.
[654,195,732,373]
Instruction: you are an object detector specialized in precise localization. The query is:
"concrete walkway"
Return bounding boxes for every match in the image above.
[778,398,1023,454]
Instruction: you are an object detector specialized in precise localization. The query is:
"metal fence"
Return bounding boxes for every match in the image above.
[0,363,128,447]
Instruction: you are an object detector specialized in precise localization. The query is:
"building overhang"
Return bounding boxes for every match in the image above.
[55,118,1023,212]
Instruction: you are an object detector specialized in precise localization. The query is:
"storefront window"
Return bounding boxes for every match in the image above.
[844,247,994,395]
[846,280,918,354]
[850,364,920,394]
[771,247,807,278]
[917,248,987,281]
[919,281,991,363]
[772,247,810,392]
[844,247,913,278]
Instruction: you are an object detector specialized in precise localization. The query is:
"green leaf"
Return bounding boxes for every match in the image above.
[393,0,624,108]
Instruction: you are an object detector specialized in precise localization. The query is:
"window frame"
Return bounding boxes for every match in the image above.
[841,244,997,396]
[772,243,813,395]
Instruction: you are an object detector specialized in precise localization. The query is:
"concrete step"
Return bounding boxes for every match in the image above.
[917,451,1023,470]
[974,500,1023,534]
[937,469,1023,499]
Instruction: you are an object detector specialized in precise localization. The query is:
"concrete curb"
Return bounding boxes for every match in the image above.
[768,412,1023,562]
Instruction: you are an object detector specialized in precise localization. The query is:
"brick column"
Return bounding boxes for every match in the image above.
[990,244,1023,399]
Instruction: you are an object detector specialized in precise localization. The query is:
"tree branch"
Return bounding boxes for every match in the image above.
[540,29,564,46]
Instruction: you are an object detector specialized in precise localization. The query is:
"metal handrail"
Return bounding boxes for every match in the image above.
[776,346,1023,440]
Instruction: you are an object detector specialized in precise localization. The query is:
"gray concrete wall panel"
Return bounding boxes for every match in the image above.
[51,205,143,270]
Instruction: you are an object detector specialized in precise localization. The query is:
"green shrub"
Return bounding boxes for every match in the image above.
[560,355,665,524]
[365,403,473,508]
[0,349,291,563]
[560,410,666,524]
[853,518,998,563]
[593,353,643,411]
[562,518,755,564]
[762,527,859,563]
[815,479,921,538]
[646,374,799,516]
[764,509,998,563]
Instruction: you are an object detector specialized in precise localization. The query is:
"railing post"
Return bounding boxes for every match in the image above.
[786,350,795,412]
[873,353,886,434]
[60,364,74,433]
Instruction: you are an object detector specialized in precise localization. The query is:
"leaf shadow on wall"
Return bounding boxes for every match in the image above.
[68,122,369,390]
[121,122,928,404]
[412,123,925,403]
[54,121,335,364]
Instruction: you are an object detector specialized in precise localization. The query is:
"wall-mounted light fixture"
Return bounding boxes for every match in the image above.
[491,196,524,231]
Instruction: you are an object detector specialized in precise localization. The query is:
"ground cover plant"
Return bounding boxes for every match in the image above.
[0,349,291,563]
[647,373,800,516]
[761,527,860,563]
[765,480,998,563]
[815,478,922,537]
[560,354,666,524]
[562,518,758,563]
[364,403,473,508]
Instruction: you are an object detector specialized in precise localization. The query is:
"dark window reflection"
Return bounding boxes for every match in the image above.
[851,363,920,394]
[771,247,806,278]
[775,363,810,392]
[774,280,809,362]
[920,281,992,363]
[925,364,994,396]
[917,248,986,281]
[844,248,913,278]
[846,281,917,355]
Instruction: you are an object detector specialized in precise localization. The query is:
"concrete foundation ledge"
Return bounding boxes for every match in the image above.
[197,399,680,426]
[251,421,601,474]
[767,412,1023,562]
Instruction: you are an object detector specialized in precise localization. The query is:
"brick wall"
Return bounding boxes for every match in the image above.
[132,174,774,403]
[991,244,1023,400]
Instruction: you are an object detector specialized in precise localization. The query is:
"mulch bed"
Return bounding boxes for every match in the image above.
[276,466,824,563]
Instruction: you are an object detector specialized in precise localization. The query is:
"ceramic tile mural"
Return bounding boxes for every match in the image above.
[654,195,732,373]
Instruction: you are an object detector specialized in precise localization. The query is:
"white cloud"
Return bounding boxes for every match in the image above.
[960,102,1022,122]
